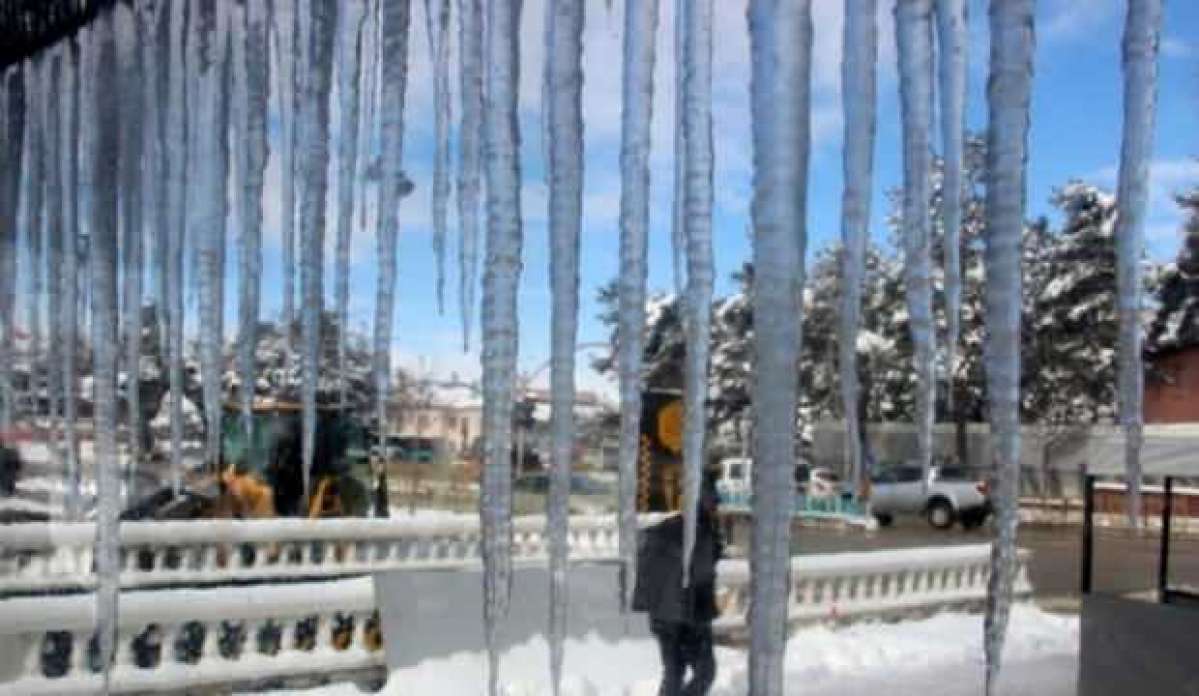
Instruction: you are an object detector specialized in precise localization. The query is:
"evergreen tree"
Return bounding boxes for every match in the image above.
[1147,187,1199,353]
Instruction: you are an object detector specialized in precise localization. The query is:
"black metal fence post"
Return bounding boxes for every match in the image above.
[1081,474,1095,595]
[1158,476,1174,604]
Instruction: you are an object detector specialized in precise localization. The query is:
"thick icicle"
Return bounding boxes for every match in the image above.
[895,0,936,491]
[359,0,381,233]
[274,1,298,333]
[44,54,65,488]
[22,60,44,407]
[456,0,483,351]
[0,66,23,433]
[748,2,811,692]
[679,0,714,587]
[299,0,338,503]
[981,1,1033,692]
[167,0,190,494]
[481,0,523,692]
[336,1,367,410]
[616,0,658,613]
[88,12,122,688]
[374,0,412,504]
[669,0,685,295]
[935,0,967,426]
[62,42,82,515]
[119,3,146,496]
[151,2,171,361]
[544,2,585,691]
[838,0,877,492]
[425,0,452,315]
[194,1,225,475]
[240,0,271,434]
[1114,0,1163,526]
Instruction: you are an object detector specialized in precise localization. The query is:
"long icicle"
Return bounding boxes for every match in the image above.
[895,0,936,492]
[425,0,452,315]
[195,1,224,476]
[167,0,189,495]
[839,0,877,494]
[0,66,23,435]
[481,0,523,692]
[935,0,966,438]
[274,1,298,335]
[456,0,483,351]
[359,0,381,233]
[669,0,686,295]
[44,53,65,501]
[22,59,44,417]
[545,2,585,692]
[981,0,1034,692]
[300,0,338,504]
[748,2,811,692]
[374,0,413,518]
[1114,0,1163,526]
[336,0,367,411]
[62,42,82,515]
[88,11,122,689]
[152,2,171,362]
[616,0,658,613]
[240,0,271,435]
[120,3,146,500]
[679,0,714,588]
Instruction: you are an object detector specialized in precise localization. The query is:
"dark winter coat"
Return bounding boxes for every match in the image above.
[632,513,723,625]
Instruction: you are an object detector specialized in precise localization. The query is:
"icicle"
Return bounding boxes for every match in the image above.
[274,0,298,334]
[62,41,82,516]
[1115,0,1163,526]
[43,54,65,490]
[456,0,483,352]
[679,0,714,588]
[194,0,225,475]
[981,1,1033,692]
[336,1,367,411]
[935,0,966,432]
[481,0,523,692]
[119,3,146,497]
[669,0,686,295]
[544,3,585,691]
[22,59,44,409]
[240,0,271,435]
[895,0,935,491]
[839,0,877,493]
[0,66,23,433]
[167,0,190,494]
[425,0,452,315]
[748,2,811,692]
[359,0,381,233]
[151,2,171,362]
[375,0,412,515]
[299,0,338,503]
[616,0,658,614]
[87,12,123,689]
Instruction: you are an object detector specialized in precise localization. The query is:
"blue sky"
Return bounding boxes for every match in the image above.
[247,0,1199,399]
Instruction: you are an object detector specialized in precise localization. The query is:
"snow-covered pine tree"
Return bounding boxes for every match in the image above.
[1147,187,1199,353]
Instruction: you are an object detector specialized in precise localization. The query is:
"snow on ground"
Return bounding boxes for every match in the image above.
[255,604,1078,695]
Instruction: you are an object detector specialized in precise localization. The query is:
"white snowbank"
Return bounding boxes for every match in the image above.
[254,604,1078,695]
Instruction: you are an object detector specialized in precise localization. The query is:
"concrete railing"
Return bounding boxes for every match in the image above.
[0,515,629,593]
[0,542,1033,694]
[715,544,1032,629]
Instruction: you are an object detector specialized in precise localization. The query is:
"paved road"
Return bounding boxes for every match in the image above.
[770,518,1199,599]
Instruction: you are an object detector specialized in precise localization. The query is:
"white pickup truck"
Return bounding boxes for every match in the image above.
[869,465,991,530]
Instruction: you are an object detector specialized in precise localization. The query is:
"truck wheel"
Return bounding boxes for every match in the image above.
[874,513,894,527]
[926,499,955,530]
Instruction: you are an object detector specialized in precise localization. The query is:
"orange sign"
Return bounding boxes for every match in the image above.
[657,399,684,455]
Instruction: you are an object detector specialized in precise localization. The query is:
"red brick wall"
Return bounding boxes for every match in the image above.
[1145,346,1199,424]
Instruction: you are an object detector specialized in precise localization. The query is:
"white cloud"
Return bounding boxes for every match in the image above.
[1041,0,1120,42]
[1161,37,1194,59]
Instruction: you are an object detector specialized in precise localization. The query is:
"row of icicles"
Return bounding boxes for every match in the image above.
[0,1,1161,694]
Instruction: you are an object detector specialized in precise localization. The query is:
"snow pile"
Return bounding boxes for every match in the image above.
[256,605,1077,695]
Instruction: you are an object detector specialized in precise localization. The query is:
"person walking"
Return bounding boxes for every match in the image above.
[633,471,724,696]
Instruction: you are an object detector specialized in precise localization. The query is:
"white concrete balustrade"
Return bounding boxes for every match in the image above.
[0,514,626,592]
[0,533,1033,694]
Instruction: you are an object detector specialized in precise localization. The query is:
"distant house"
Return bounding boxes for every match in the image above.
[389,383,483,458]
[1145,344,1199,424]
